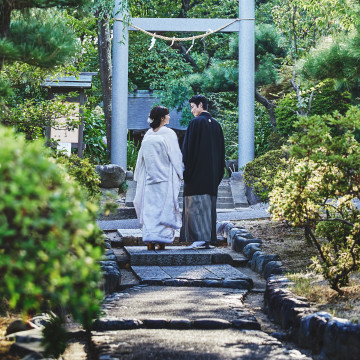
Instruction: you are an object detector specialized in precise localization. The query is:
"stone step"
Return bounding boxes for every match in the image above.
[230,174,249,208]
[118,229,180,246]
[126,179,238,209]
[124,246,247,267]
[178,197,235,209]
[131,264,253,290]
[116,229,228,247]
[179,187,232,197]
[178,196,233,202]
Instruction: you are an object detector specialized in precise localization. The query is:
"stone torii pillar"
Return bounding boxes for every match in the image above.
[112,0,255,170]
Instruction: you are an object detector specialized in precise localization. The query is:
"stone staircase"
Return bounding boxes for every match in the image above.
[112,229,254,291]
[126,178,247,210]
[178,179,235,209]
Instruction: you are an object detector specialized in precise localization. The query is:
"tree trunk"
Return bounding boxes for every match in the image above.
[97,12,112,155]
[0,1,11,71]
[255,89,277,130]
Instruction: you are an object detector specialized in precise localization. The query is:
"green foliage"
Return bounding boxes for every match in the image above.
[269,107,360,293]
[0,3,87,105]
[271,0,355,60]
[99,190,119,217]
[0,126,104,330]
[42,315,68,358]
[187,60,238,93]
[158,83,193,126]
[243,149,289,202]
[219,117,238,160]
[2,11,78,68]
[275,80,351,137]
[208,92,238,160]
[255,24,286,86]
[301,18,360,98]
[215,95,276,160]
[274,94,300,136]
[55,154,101,199]
[1,96,80,140]
[83,106,109,164]
[127,134,140,171]
[128,0,238,19]
[129,32,193,91]
[63,9,99,73]
[254,102,275,156]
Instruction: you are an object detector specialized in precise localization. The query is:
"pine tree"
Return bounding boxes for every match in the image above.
[0,0,89,98]
[301,4,360,100]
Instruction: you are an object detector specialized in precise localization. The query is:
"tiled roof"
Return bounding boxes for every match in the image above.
[128,90,187,131]
[41,72,97,89]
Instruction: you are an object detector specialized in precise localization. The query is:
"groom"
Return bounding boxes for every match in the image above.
[181,94,225,249]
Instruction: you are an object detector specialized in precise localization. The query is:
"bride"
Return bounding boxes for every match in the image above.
[133,106,183,250]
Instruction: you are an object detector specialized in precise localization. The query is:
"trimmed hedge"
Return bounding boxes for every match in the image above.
[243,149,289,202]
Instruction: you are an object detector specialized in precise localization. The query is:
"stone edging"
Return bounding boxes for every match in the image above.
[216,221,360,360]
[92,316,260,331]
[137,278,253,290]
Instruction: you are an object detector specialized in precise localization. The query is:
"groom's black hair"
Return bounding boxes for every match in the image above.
[189,94,208,110]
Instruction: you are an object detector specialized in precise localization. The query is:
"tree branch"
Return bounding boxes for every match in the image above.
[318,218,354,227]
[255,89,277,130]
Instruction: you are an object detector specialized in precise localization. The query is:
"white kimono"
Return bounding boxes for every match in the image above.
[133,126,183,244]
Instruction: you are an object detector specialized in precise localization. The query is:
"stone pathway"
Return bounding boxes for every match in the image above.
[92,286,312,359]
[7,207,316,360]
[91,227,315,360]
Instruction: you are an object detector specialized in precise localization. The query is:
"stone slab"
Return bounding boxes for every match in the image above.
[118,228,143,238]
[125,180,137,207]
[162,266,220,280]
[230,172,249,208]
[97,219,140,230]
[117,229,180,245]
[125,246,213,266]
[131,264,252,287]
[102,286,247,321]
[204,264,251,281]
[131,266,172,281]
[125,246,248,267]
[92,328,314,360]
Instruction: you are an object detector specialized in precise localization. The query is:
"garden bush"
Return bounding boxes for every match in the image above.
[83,106,109,164]
[0,126,104,329]
[1,96,80,141]
[275,80,351,137]
[216,95,276,159]
[243,149,289,202]
[127,133,140,171]
[269,107,360,294]
[55,153,101,199]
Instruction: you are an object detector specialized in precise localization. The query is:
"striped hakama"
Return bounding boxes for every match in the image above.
[181,194,217,243]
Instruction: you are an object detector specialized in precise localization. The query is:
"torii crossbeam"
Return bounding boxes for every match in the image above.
[112,0,255,171]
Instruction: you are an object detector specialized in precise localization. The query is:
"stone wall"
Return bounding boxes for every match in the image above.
[217,221,360,360]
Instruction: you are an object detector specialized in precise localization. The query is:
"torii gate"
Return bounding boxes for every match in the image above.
[112,0,254,171]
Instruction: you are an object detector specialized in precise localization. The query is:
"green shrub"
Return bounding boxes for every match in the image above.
[127,133,140,171]
[0,126,104,329]
[1,96,80,141]
[269,107,360,294]
[254,102,275,156]
[243,149,289,202]
[217,96,276,159]
[275,80,351,137]
[83,106,109,165]
[55,154,101,199]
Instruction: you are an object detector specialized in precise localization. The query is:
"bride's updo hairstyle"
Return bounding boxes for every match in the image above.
[148,106,169,129]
